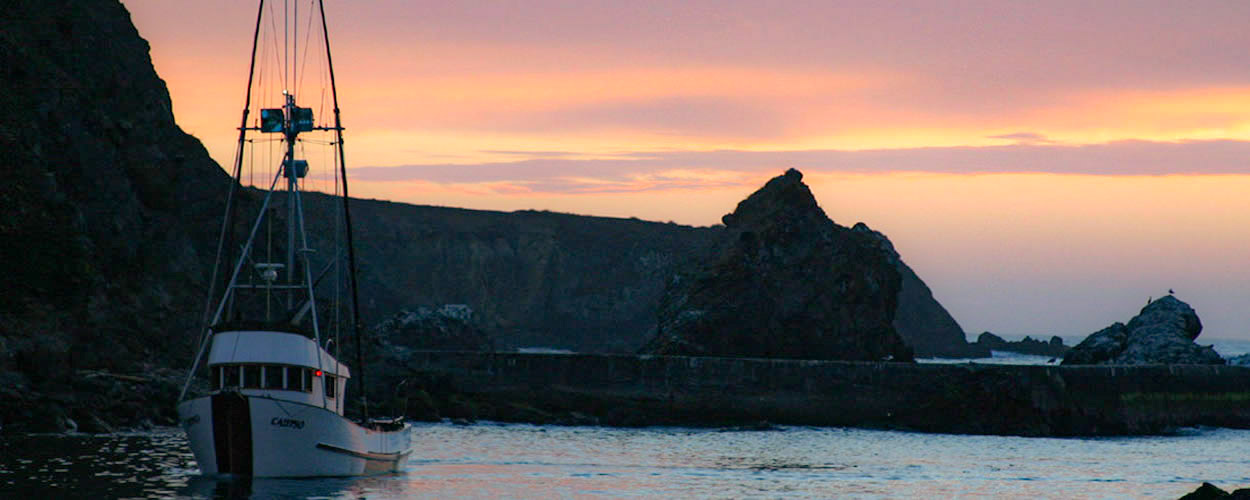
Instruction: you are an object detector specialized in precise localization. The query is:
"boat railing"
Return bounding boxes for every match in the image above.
[364,417,406,432]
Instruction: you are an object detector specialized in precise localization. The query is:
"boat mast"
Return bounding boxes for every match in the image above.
[285,92,298,311]
[319,0,369,420]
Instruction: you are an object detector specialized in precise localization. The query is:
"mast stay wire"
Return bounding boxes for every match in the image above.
[298,0,317,99]
[284,0,289,91]
[267,1,283,92]
[184,0,267,402]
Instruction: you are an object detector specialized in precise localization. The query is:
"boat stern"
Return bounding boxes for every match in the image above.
[177,396,219,476]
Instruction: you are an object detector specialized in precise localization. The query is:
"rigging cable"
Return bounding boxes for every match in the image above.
[319,0,369,420]
[181,0,267,403]
[298,0,317,98]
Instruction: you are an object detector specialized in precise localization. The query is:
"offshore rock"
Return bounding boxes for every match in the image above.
[1228,354,1250,367]
[1063,296,1223,365]
[852,223,989,358]
[973,332,1068,358]
[1178,483,1230,500]
[642,169,913,362]
[1178,482,1250,500]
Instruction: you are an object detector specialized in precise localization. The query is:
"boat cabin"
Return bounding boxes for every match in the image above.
[206,330,350,416]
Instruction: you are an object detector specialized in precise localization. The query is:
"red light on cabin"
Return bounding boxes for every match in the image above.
[315,370,323,377]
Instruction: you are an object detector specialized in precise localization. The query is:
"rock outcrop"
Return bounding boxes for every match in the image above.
[372,305,494,353]
[1178,482,1250,500]
[1228,354,1250,367]
[642,169,914,361]
[973,332,1068,358]
[1062,296,1223,365]
[851,224,988,358]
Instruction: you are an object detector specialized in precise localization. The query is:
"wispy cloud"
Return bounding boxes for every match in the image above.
[987,132,1055,145]
[352,139,1250,194]
[480,150,588,157]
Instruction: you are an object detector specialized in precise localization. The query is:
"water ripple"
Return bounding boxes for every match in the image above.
[1,424,1247,498]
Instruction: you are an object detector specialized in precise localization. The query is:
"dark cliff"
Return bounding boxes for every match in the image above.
[0,0,229,430]
[297,194,718,353]
[641,169,914,361]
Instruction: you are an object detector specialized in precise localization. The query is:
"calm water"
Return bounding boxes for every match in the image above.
[1,424,1247,498]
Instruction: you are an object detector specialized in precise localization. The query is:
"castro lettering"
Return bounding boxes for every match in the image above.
[270,417,305,429]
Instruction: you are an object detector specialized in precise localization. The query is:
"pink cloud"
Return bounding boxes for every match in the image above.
[350,139,1250,193]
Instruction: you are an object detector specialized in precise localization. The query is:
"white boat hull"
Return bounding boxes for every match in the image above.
[178,393,413,477]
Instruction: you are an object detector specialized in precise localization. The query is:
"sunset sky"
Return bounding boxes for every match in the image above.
[121,1,1250,342]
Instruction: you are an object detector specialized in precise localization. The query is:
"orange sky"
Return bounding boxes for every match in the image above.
[122,1,1250,343]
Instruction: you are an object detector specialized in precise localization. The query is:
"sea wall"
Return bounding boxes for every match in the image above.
[390,352,1250,436]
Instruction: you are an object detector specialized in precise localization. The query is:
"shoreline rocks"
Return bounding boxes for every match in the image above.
[1063,296,1223,365]
[973,332,1068,358]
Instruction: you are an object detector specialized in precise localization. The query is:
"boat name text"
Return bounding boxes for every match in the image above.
[271,417,305,429]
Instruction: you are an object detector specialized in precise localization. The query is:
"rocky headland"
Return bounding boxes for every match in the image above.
[1063,296,1224,365]
[641,169,913,362]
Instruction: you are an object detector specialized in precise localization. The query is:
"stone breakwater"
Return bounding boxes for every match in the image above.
[393,352,1250,436]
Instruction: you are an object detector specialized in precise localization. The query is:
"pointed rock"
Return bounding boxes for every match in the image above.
[642,169,913,361]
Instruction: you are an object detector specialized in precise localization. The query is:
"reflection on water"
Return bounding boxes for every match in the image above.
[0,429,194,498]
[1,424,1248,498]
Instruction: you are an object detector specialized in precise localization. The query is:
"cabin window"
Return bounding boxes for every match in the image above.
[212,365,223,390]
[223,365,240,387]
[326,375,336,398]
[286,366,302,391]
[264,365,284,389]
[303,369,313,393]
[243,365,261,388]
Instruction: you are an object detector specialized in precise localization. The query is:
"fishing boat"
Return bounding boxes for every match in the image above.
[176,0,413,477]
